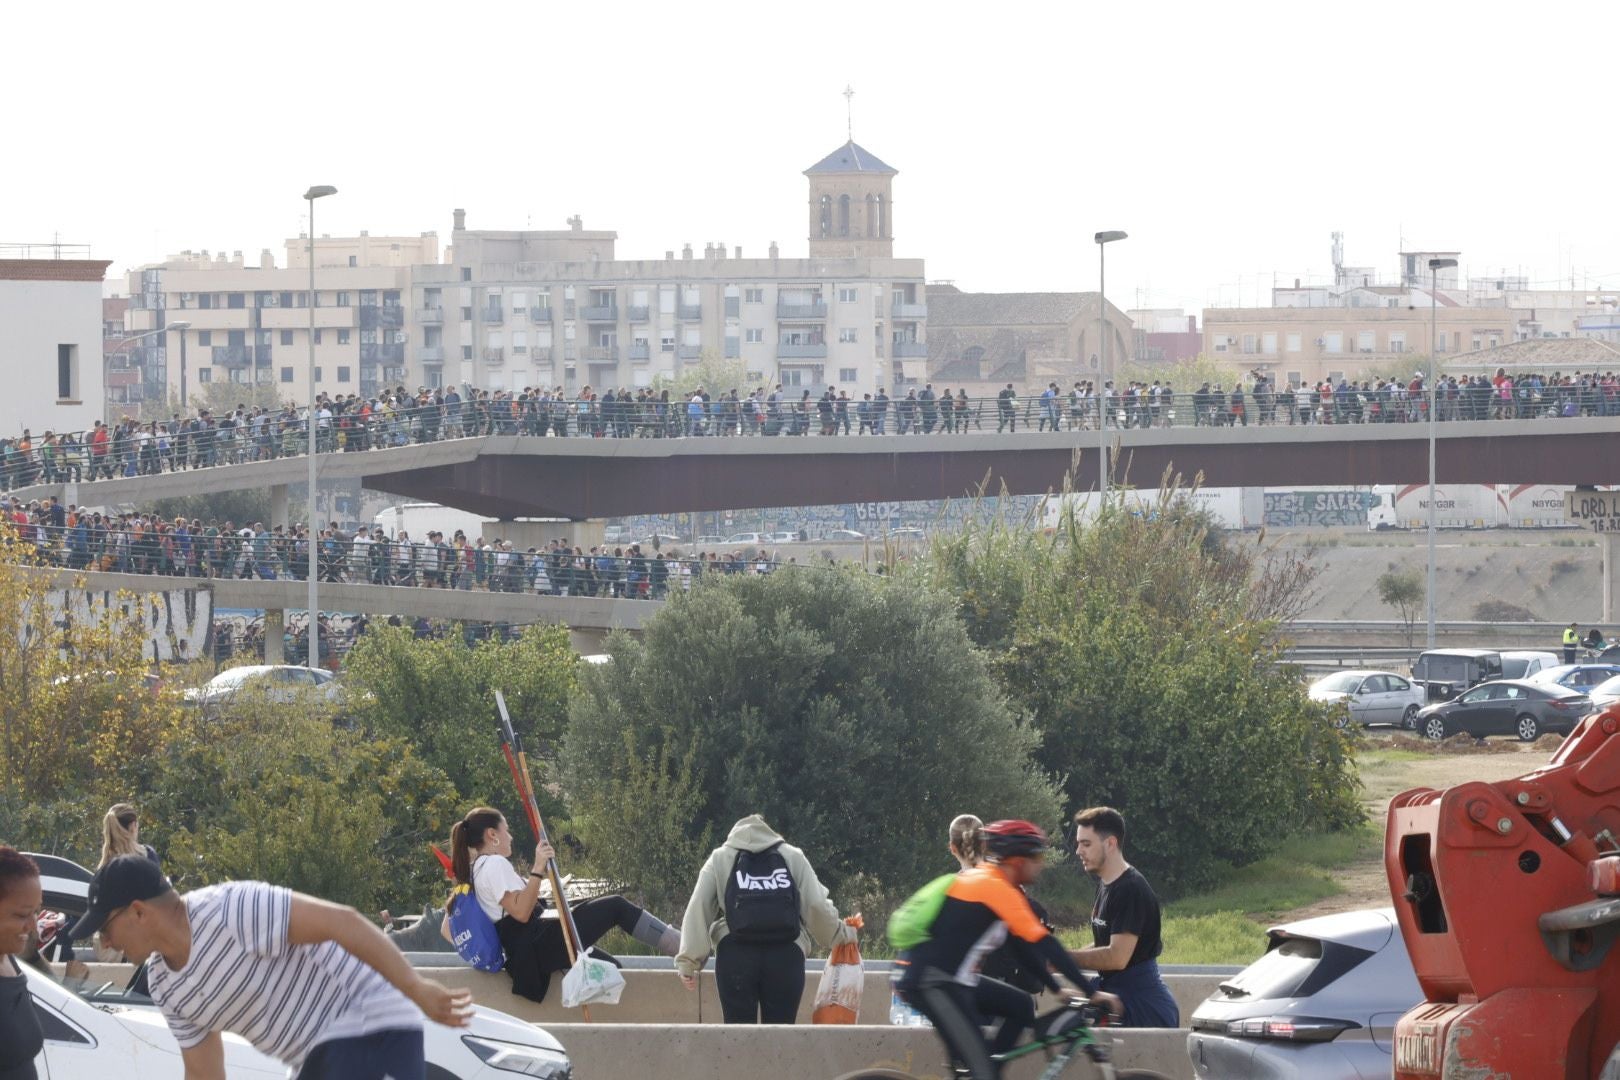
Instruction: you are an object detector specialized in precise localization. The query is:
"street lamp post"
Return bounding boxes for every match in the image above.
[1094,230,1127,496]
[104,323,189,425]
[1426,257,1458,649]
[304,185,337,672]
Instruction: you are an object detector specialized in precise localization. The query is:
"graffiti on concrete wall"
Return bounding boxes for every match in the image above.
[1263,491,1374,529]
[50,586,213,663]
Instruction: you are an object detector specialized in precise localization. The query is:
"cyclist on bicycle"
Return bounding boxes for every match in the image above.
[897,820,1119,1080]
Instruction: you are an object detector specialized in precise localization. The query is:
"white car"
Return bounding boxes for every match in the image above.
[766,531,800,543]
[1500,650,1561,680]
[1589,675,1620,714]
[1308,669,1425,729]
[22,960,572,1079]
[183,665,342,713]
[724,532,765,544]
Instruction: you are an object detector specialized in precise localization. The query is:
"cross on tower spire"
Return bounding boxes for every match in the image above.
[843,84,855,140]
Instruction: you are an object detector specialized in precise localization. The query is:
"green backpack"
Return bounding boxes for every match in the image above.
[887,873,957,951]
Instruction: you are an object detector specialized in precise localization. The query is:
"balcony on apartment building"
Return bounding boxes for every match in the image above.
[628,343,651,361]
[483,347,505,365]
[212,345,252,367]
[361,343,406,364]
[892,300,928,319]
[627,306,650,322]
[776,341,828,359]
[777,298,828,319]
[359,306,406,330]
[676,344,702,360]
[483,307,504,325]
[893,341,928,358]
[583,346,619,363]
[530,306,554,323]
[253,345,274,366]
[678,303,702,320]
[415,306,444,324]
[581,304,619,322]
[418,346,445,364]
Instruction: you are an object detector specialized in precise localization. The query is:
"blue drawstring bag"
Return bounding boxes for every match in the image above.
[446,884,504,973]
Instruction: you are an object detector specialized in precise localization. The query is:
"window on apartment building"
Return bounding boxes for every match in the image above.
[348,256,357,267]
[746,328,764,344]
[57,344,78,400]
[1390,334,1406,353]
[336,292,350,307]
[659,288,676,315]
[337,366,351,383]
[313,330,321,345]
[280,367,294,383]
[254,292,271,308]
[839,368,857,382]
[461,267,472,282]
[199,331,212,346]
[1286,370,1302,387]
[1472,337,1482,351]
[513,331,528,354]
[337,329,351,345]
[280,330,294,346]
[1322,332,1343,353]
[227,293,245,309]
[661,334,675,353]
[359,290,378,307]
[839,328,859,344]
[256,330,272,346]
[198,368,212,384]
[1262,332,1277,355]
[462,346,474,360]
[314,367,323,383]
[1241,334,1256,354]
[1214,338,1228,353]
[280,292,294,307]
[783,368,805,387]
[228,330,246,348]
[1357,330,1375,353]
[839,287,858,303]
[1286,333,1302,353]
[745,288,764,304]
[682,326,701,347]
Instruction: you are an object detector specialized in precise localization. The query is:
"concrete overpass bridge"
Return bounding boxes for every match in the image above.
[10,417,1617,525]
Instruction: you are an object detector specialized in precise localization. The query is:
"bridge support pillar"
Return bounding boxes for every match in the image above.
[269,484,289,529]
[263,608,285,664]
[1605,534,1619,624]
[480,519,606,552]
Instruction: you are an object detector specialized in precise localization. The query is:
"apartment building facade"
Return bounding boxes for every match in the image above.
[122,233,439,410]
[427,141,925,395]
[0,256,110,436]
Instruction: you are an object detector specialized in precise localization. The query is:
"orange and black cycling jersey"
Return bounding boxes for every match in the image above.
[900,864,1094,993]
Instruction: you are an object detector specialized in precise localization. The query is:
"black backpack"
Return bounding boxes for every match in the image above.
[723,842,800,944]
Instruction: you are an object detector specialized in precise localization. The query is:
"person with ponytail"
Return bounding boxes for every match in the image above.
[946,813,1056,995]
[99,804,161,870]
[0,846,46,1080]
[444,807,680,1004]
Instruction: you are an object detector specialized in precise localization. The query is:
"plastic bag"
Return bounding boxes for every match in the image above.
[561,952,626,1008]
[812,916,865,1024]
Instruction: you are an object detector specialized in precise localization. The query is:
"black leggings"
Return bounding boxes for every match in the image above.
[496,894,644,1003]
[909,969,1032,1080]
[714,936,805,1023]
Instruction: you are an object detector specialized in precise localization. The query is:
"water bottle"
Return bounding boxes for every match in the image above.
[889,988,910,1027]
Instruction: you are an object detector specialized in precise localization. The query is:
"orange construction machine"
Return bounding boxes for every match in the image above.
[1386,706,1620,1079]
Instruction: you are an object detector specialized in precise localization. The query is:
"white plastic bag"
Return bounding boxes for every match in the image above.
[812,920,865,1024]
[560,952,626,1008]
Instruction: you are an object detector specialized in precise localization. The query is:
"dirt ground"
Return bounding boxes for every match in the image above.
[1277,735,1555,922]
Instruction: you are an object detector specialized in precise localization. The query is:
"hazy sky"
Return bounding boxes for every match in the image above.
[8,0,1619,312]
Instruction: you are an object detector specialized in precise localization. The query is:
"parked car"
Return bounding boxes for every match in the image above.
[1499,650,1561,680]
[22,960,573,1080]
[885,527,926,540]
[822,529,866,541]
[635,532,683,547]
[723,532,765,544]
[766,531,801,543]
[1526,663,1620,691]
[1308,670,1425,729]
[1584,674,1620,715]
[692,535,727,546]
[1414,679,1590,742]
[1187,907,1422,1080]
[183,665,343,715]
[602,525,630,544]
[1410,648,1503,702]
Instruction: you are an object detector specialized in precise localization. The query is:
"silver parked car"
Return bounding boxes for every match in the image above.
[1308,670,1424,729]
[1188,907,1422,1080]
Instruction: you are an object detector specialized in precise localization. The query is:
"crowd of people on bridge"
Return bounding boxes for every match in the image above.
[2,367,1615,492]
[3,494,823,600]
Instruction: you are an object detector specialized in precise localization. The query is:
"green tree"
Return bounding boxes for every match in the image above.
[342,624,578,815]
[1377,568,1425,646]
[911,486,1361,895]
[650,354,750,398]
[562,568,1061,918]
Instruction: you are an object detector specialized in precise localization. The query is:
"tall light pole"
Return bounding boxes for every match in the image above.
[1426,257,1457,649]
[105,323,188,424]
[304,185,337,672]
[1095,230,1127,496]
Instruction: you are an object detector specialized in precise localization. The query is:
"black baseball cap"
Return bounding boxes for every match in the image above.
[69,855,173,939]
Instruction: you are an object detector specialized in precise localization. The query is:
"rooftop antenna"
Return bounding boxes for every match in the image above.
[843,84,855,141]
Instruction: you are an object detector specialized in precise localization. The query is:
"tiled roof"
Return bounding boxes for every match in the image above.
[803,141,897,175]
[927,290,1097,327]
[1450,336,1620,370]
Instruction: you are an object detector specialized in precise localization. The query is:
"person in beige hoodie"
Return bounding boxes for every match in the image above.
[676,814,858,1023]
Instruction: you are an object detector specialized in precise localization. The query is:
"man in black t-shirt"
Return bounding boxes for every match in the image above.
[1068,806,1179,1028]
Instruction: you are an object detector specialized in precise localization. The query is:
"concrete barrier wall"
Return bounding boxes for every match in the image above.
[539,1023,1193,1080]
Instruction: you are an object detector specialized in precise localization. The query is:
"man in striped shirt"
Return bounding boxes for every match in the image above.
[71,855,471,1079]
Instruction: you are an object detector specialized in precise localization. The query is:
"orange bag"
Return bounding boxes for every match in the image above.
[812,915,865,1024]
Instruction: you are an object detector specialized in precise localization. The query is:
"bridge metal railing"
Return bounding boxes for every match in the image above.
[3,385,1618,493]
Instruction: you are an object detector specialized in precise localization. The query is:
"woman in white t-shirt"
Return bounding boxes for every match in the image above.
[446,807,679,1003]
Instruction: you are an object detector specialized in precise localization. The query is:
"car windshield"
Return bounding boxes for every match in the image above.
[1315,673,1364,694]
[1501,658,1532,679]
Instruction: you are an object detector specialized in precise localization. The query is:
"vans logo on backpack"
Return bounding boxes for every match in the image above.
[734,868,792,891]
